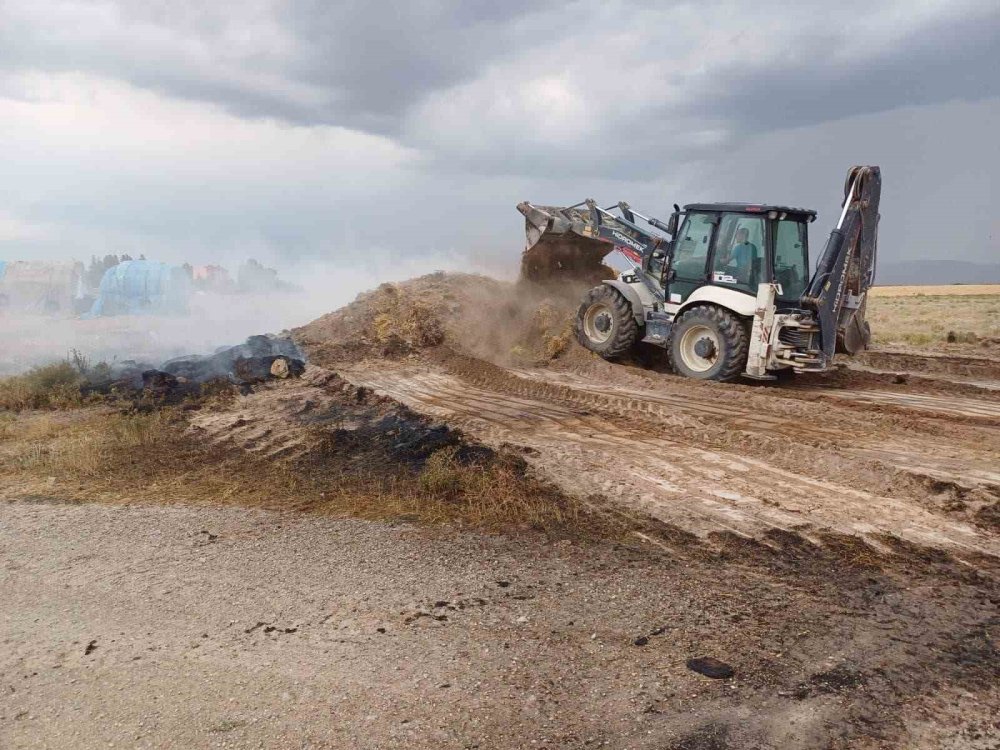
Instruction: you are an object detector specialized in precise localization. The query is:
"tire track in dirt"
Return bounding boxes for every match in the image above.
[486,362,1000,499]
[814,389,1000,420]
[510,368,846,440]
[339,360,998,561]
[846,363,1000,392]
[497,363,1000,495]
[859,350,1000,381]
[189,369,344,459]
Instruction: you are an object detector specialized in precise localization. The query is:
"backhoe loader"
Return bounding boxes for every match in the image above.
[517,166,881,381]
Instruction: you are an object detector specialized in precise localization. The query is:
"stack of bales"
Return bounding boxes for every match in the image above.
[0,261,86,315]
[87,260,192,317]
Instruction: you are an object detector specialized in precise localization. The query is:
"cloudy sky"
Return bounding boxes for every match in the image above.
[1,0,998,278]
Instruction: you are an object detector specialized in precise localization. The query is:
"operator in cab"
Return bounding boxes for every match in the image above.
[716,227,758,284]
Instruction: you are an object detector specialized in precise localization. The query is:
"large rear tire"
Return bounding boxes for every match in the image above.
[575,285,640,359]
[667,305,749,382]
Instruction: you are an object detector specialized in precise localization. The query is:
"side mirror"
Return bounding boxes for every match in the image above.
[666,211,679,236]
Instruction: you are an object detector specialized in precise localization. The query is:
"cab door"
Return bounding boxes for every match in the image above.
[709,213,766,296]
[666,211,716,304]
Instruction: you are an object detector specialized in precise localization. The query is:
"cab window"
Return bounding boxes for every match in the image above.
[774,219,809,300]
[712,214,764,294]
[672,213,714,280]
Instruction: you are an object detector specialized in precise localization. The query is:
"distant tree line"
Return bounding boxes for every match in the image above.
[85,254,145,289]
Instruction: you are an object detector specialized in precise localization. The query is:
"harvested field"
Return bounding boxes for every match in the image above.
[867,288,1000,350]
[871,284,1000,297]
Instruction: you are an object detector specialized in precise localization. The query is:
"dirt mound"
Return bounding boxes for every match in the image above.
[294,272,591,369]
[294,272,496,360]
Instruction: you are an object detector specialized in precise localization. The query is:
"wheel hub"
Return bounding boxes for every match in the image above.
[693,337,716,359]
[677,323,722,373]
[583,302,616,345]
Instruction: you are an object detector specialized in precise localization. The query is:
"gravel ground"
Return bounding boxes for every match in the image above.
[2,500,998,749]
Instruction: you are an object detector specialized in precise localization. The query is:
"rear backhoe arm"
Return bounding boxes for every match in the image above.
[802,165,881,360]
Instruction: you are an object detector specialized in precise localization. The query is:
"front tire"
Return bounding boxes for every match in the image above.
[575,285,640,359]
[668,305,749,381]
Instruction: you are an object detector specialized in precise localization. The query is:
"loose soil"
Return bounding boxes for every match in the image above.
[294,274,1000,564]
[2,502,997,749]
[3,273,999,748]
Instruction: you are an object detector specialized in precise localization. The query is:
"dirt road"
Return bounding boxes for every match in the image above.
[3,500,998,750]
[336,349,1000,565]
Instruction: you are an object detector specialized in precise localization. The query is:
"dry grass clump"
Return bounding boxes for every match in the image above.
[0,407,302,506]
[363,283,446,355]
[301,441,627,538]
[528,301,575,361]
[0,406,628,540]
[0,351,117,412]
[408,445,604,532]
[0,361,86,411]
[4,409,179,479]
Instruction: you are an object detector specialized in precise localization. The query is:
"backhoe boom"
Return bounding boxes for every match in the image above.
[803,165,881,361]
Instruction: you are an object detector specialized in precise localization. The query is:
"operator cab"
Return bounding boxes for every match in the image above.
[661,203,816,307]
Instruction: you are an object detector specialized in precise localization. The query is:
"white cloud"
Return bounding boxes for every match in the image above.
[0,71,423,262]
[0,71,413,179]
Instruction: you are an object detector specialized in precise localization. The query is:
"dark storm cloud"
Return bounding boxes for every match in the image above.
[698,9,1000,135]
[396,1,1000,177]
[1,0,997,173]
[274,0,547,132]
[0,0,997,271]
[0,0,565,135]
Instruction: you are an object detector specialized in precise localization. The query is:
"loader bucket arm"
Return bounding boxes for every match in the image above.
[517,201,615,284]
[517,200,672,285]
[802,165,881,361]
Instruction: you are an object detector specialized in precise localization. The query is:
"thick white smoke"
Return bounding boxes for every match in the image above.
[0,251,488,375]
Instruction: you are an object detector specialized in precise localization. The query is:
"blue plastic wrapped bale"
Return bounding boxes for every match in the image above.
[87,260,192,317]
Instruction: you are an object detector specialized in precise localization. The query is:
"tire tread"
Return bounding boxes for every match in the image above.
[574,286,640,359]
[667,305,749,381]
